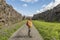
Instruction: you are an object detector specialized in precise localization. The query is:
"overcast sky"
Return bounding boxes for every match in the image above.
[6,0,60,16]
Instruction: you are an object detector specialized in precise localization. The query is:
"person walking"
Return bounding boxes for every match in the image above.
[26,18,32,37]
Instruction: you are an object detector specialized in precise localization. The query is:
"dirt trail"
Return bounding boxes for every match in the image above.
[9,24,44,40]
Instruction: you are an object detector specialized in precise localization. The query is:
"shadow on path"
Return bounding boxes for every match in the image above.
[13,35,30,38]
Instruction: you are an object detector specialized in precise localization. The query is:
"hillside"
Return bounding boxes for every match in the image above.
[0,0,22,26]
[32,4,60,22]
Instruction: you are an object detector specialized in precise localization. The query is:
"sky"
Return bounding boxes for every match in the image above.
[6,0,60,16]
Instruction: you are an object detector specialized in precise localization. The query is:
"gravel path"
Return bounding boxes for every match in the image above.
[9,24,44,40]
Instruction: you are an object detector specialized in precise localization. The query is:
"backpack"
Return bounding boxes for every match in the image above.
[26,20,32,28]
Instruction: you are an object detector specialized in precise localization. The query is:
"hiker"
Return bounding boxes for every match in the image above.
[26,18,32,37]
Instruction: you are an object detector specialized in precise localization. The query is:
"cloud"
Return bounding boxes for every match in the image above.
[36,1,54,13]
[54,0,60,7]
[36,9,45,13]
[20,0,38,3]
[37,0,60,13]
[41,4,47,8]
[43,0,60,10]
[36,10,40,13]
[22,4,28,7]
[44,2,54,10]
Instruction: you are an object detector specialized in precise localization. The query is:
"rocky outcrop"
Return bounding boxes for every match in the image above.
[32,4,60,22]
[0,0,22,26]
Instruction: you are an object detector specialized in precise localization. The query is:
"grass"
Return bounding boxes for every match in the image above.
[33,20,60,40]
[0,20,26,40]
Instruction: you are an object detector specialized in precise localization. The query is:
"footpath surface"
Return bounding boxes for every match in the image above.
[9,24,44,40]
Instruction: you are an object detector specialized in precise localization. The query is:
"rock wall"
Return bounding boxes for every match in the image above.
[32,4,60,22]
[0,0,22,26]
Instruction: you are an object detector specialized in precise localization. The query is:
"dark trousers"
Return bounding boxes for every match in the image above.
[28,27,31,37]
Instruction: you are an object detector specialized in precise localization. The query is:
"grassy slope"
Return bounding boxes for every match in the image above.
[0,20,26,40]
[33,20,60,40]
